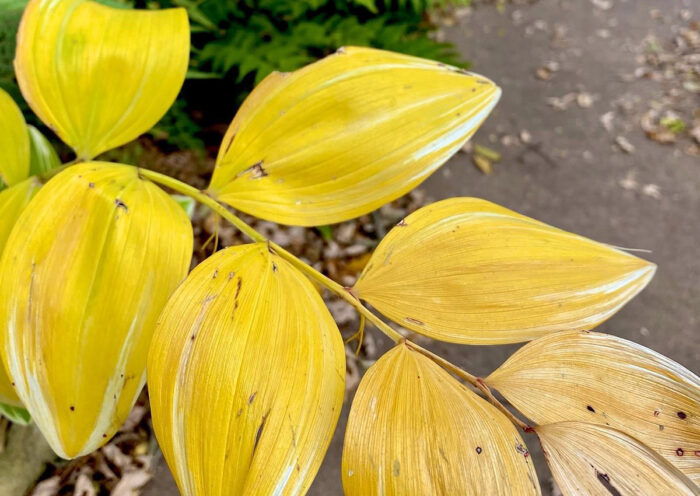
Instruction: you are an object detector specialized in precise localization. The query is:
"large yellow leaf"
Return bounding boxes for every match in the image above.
[147,243,345,495]
[537,422,699,495]
[487,331,700,483]
[353,198,655,344]
[342,344,540,495]
[14,0,189,160]
[0,177,41,406]
[0,162,192,458]
[0,88,30,186]
[208,47,500,226]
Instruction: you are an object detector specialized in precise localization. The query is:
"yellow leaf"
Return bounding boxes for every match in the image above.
[536,422,699,495]
[0,162,193,458]
[147,243,345,495]
[208,47,500,226]
[14,0,189,160]
[0,177,41,406]
[342,344,540,495]
[353,198,655,344]
[0,88,30,186]
[487,330,700,483]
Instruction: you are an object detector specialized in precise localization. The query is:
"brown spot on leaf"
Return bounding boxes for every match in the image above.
[587,405,596,413]
[476,447,482,454]
[676,448,684,456]
[405,317,424,326]
[653,410,660,417]
[515,443,529,458]
[88,182,95,188]
[249,392,257,404]
[393,460,400,477]
[70,406,75,412]
[114,199,128,211]
[594,469,621,496]
[240,161,267,179]
[677,411,687,420]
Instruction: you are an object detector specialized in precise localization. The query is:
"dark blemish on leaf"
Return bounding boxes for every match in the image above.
[102,434,107,438]
[396,219,407,227]
[252,411,269,455]
[393,460,400,477]
[190,334,196,341]
[653,410,660,417]
[272,262,278,272]
[471,88,477,92]
[88,182,95,188]
[115,199,128,211]
[11,382,14,387]
[70,406,75,412]
[296,464,301,472]
[405,317,424,326]
[242,161,267,179]
[595,470,621,496]
[236,278,242,299]
[476,447,482,454]
[676,448,684,456]
[694,451,700,457]
[249,392,257,404]
[212,269,218,279]
[659,425,664,431]
[677,411,687,420]
[439,447,448,462]
[236,408,242,418]
[223,134,235,156]
[587,405,596,413]
[515,443,529,458]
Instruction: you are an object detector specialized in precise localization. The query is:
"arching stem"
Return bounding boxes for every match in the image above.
[137,168,532,432]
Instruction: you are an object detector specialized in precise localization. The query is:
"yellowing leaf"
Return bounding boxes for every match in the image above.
[537,422,699,496]
[487,331,700,483]
[353,198,655,344]
[342,344,540,495]
[0,88,30,186]
[208,47,500,226]
[0,162,193,458]
[147,243,345,496]
[0,177,41,407]
[14,0,189,160]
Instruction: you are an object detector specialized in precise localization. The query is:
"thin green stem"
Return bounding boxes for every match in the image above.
[138,167,532,432]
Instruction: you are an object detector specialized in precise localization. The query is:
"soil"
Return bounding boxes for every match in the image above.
[140,0,700,494]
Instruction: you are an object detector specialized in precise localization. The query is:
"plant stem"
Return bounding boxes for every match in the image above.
[137,168,531,432]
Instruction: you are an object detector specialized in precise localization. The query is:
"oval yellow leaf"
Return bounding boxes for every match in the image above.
[487,330,700,483]
[537,422,699,496]
[0,88,30,186]
[14,0,189,160]
[353,198,655,344]
[0,177,41,406]
[0,162,193,458]
[147,243,345,496]
[342,344,540,495]
[208,47,501,226]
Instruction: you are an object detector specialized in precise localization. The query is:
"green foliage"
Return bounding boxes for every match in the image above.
[1,0,470,152]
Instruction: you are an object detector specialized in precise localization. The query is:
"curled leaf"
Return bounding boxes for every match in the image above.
[0,163,193,458]
[15,0,189,159]
[0,177,41,406]
[148,243,345,495]
[353,198,655,344]
[342,344,540,495]
[0,88,30,186]
[537,422,699,495]
[208,47,500,226]
[487,331,700,483]
[27,125,61,176]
